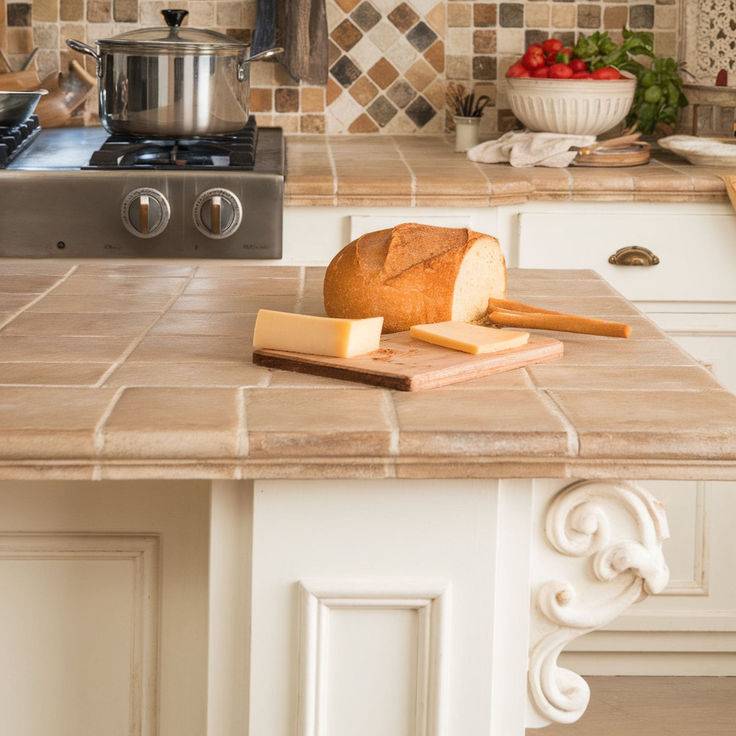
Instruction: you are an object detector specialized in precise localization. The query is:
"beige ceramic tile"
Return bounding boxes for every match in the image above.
[267,369,378,388]
[0,386,116,458]
[507,268,600,281]
[443,367,534,390]
[193,265,302,279]
[101,387,241,458]
[0,335,132,362]
[104,361,269,387]
[127,335,251,363]
[74,264,195,277]
[393,389,572,456]
[0,362,110,386]
[0,294,38,311]
[246,388,394,457]
[558,336,698,367]
[519,296,640,317]
[0,261,73,276]
[150,312,257,338]
[549,389,736,460]
[283,139,728,206]
[170,294,297,313]
[508,278,619,299]
[1,312,159,336]
[0,275,63,293]
[29,293,172,313]
[183,278,299,296]
[529,365,723,392]
[51,275,187,297]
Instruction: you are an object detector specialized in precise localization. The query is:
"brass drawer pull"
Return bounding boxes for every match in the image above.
[608,246,660,266]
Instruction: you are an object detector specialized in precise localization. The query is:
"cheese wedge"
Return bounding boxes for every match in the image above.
[410,321,530,355]
[253,310,383,358]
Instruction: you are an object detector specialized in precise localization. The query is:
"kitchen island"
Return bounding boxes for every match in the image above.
[1,260,735,736]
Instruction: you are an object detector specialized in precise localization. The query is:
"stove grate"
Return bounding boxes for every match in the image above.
[85,117,258,170]
[0,116,41,169]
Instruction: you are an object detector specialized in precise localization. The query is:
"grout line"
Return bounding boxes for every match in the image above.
[93,268,198,387]
[380,389,401,456]
[294,265,307,312]
[389,136,417,207]
[0,264,79,331]
[236,386,249,460]
[93,385,126,458]
[324,136,339,207]
[538,389,580,458]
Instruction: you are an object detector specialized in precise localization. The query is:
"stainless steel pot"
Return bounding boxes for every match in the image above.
[0,89,48,126]
[66,8,281,138]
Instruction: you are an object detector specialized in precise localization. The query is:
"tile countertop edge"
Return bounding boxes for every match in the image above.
[283,136,731,207]
[1,457,736,482]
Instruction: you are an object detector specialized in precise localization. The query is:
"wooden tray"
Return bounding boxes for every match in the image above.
[253,331,563,391]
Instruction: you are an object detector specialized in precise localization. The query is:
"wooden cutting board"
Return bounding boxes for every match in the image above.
[574,143,651,167]
[253,331,563,391]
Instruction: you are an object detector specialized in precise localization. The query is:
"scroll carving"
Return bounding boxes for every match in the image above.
[529,480,670,725]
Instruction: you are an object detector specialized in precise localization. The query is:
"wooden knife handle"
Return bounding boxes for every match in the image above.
[489,309,631,339]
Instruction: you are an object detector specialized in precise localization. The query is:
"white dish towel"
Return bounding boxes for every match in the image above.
[467,130,597,168]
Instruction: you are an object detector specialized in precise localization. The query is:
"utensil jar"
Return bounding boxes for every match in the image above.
[67,8,281,138]
[454,116,481,152]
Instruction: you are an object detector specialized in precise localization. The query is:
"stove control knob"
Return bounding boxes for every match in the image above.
[193,188,243,239]
[121,188,170,239]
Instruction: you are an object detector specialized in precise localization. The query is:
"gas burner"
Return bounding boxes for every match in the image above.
[85,116,258,170]
[0,115,41,169]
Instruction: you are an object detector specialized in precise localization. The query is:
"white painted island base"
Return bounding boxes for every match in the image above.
[0,477,669,736]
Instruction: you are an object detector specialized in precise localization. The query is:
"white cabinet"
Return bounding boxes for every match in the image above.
[515,204,736,675]
[0,480,212,736]
[515,209,736,301]
[282,200,736,676]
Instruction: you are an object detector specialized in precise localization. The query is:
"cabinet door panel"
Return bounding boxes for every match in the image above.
[0,481,211,736]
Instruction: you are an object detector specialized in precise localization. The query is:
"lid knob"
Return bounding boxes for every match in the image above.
[161,8,188,28]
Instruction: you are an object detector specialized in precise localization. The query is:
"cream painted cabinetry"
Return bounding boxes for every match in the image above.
[517,204,736,675]
[280,200,736,675]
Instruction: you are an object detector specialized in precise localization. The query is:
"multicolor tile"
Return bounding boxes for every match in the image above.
[1,0,679,136]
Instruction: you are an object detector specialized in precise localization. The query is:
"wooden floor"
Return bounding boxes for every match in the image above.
[527,677,736,735]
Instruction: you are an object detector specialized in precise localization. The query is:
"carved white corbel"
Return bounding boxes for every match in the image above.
[528,480,670,726]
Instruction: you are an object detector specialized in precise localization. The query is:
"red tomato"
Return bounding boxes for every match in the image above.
[548,63,573,79]
[531,66,549,78]
[571,71,592,79]
[506,62,531,78]
[556,46,574,64]
[541,38,563,55]
[570,58,588,73]
[591,66,623,80]
[522,46,546,71]
[545,51,558,66]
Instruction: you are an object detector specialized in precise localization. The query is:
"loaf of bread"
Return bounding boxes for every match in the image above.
[323,223,507,333]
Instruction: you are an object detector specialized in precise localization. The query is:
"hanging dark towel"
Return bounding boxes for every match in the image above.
[252,0,278,56]
[253,0,328,86]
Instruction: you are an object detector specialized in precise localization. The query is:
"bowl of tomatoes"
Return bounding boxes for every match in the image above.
[505,38,636,136]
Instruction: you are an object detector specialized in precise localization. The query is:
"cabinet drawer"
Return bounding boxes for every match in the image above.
[517,212,736,302]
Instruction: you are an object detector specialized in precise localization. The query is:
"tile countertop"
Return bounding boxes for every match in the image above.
[1,260,736,481]
[284,136,736,207]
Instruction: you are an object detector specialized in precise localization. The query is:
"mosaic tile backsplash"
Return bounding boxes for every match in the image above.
[1,0,683,134]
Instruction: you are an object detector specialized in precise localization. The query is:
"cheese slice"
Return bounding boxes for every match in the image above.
[410,321,530,355]
[253,309,383,358]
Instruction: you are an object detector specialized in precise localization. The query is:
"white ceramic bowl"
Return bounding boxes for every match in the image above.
[505,75,636,135]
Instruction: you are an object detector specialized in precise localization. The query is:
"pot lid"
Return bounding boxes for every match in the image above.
[98,9,246,52]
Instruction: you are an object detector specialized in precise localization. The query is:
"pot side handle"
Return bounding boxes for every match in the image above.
[245,47,284,64]
[66,39,102,77]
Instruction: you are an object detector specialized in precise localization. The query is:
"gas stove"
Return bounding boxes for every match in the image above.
[0,119,284,259]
